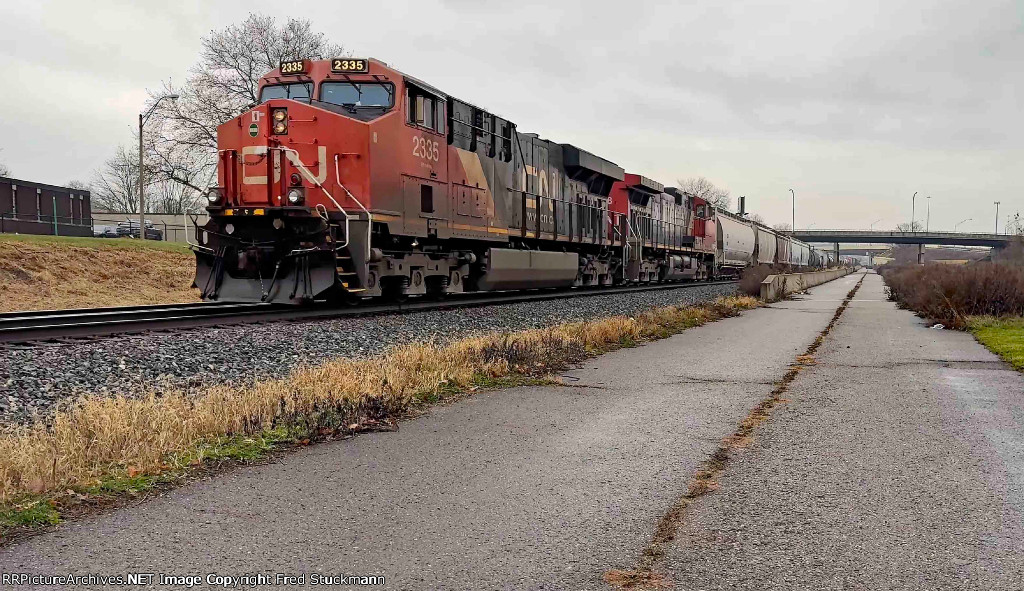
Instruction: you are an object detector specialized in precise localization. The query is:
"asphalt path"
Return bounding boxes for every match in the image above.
[664,272,1024,590]
[0,275,862,590]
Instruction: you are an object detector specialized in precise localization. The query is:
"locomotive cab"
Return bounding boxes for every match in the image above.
[194,58,390,303]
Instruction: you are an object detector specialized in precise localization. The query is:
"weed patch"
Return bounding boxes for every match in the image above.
[0,499,61,529]
[881,263,1024,328]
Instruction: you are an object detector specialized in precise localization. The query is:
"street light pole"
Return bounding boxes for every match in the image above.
[955,218,972,232]
[911,191,917,232]
[138,94,179,240]
[994,201,1001,234]
[926,196,930,233]
[138,113,144,239]
[789,188,795,231]
[870,218,882,230]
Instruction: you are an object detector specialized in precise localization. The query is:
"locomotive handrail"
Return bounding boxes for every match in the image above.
[334,154,373,261]
[272,147,355,257]
[185,213,213,253]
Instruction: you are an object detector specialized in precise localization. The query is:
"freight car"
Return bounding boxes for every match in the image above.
[193,58,819,303]
[713,210,824,276]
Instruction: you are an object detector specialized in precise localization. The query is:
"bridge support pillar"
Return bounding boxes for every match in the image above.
[834,242,839,267]
[918,244,924,265]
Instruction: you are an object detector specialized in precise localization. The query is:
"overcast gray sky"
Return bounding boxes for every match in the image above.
[1,0,1021,232]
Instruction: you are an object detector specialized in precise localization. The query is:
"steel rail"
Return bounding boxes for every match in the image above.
[0,280,737,345]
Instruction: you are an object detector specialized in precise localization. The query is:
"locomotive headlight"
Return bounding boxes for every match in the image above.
[287,187,305,204]
[271,108,288,135]
[225,223,235,235]
[206,187,223,204]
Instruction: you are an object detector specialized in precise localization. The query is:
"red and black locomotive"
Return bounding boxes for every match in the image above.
[194,57,718,303]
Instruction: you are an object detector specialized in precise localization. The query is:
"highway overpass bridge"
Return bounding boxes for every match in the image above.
[788,229,1015,248]
[786,229,1019,264]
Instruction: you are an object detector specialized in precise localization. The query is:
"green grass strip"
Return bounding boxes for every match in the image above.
[968,316,1024,372]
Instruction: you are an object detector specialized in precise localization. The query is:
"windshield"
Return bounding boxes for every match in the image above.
[320,82,394,108]
[259,83,313,103]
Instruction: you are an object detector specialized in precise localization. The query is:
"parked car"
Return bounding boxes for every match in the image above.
[92,225,120,238]
[116,220,164,240]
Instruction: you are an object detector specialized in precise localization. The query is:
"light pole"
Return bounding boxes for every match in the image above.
[994,201,1000,234]
[926,196,931,232]
[870,218,882,230]
[911,191,917,232]
[955,218,972,232]
[789,188,795,231]
[139,94,179,239]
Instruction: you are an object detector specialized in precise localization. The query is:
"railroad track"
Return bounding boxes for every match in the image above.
[0,280,738,345]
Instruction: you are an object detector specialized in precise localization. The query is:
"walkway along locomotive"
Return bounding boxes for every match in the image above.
[193,58,813,303]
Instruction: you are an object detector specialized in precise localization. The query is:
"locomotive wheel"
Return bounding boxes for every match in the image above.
[425,276,449,301]
[381,277,410,303]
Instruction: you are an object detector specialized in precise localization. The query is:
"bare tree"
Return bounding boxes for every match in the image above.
[66,180,90,191]
[147,176,201,215]
[1007,212,1023,236]
[0,148,10,177]
[896,221,924,232]
[146,15,344,197]
[749,213,766,225]
[676,176,731,211]
[91,145,140,213]
[773,223,792,231]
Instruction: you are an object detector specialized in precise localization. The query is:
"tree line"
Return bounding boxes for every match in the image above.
[76,15,342,214]
[70,14,750,220]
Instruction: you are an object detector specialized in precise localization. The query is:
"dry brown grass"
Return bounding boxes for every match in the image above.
[0,295,759,504]
[881,262,1024,328]
[0,235,198,312]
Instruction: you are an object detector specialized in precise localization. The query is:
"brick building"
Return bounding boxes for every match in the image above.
[0,176,92,237]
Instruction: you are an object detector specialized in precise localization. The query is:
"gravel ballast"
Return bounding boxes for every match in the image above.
[0,283,736,423]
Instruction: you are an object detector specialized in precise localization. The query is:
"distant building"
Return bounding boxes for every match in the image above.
[92,211,210,244]
[0,176,92,237]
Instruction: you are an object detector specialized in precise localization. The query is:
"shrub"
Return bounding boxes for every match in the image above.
[880,262,1024,327]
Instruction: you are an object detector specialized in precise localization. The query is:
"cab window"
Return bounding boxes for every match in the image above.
[259,83,313,103]
[321,82,394,108]
[406,84,444,134]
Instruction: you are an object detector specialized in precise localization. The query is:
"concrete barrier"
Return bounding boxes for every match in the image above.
[760,268,857,301]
